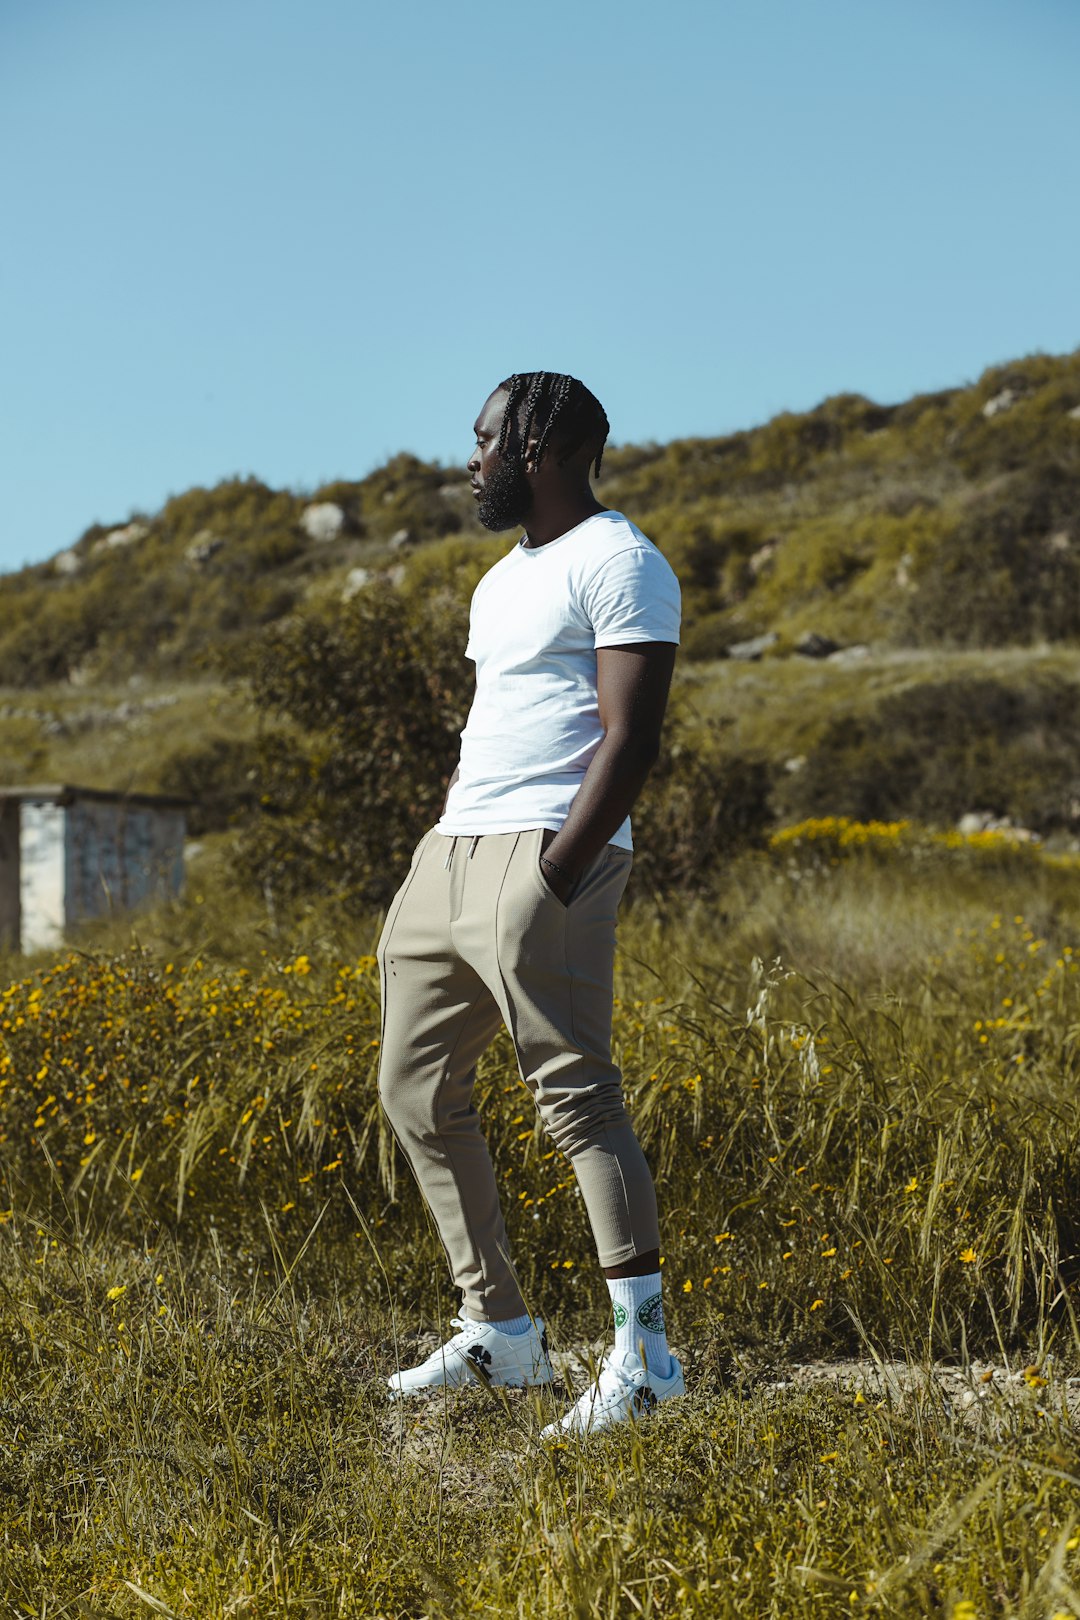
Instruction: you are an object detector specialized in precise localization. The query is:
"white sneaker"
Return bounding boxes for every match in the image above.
[387,1314,555,1399]
[540,1347,685,1439]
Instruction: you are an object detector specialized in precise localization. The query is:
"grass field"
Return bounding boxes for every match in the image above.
[3,828,1080,1616]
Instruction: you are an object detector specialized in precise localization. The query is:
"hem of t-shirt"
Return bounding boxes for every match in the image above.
[464,627,678,659]
[593,631,681,647]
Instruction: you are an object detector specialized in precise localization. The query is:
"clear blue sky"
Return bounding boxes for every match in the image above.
[2,0,1078,572]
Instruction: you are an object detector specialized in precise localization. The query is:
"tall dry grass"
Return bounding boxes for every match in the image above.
[2,831,1080,1615]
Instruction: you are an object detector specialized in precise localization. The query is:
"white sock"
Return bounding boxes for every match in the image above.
[607,1272,672,1378]
[489,1311,534,1337]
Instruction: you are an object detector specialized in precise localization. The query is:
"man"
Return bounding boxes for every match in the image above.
[376,371,684,1438]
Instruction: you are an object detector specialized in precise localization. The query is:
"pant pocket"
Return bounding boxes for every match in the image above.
[532,830,568,907]
[531,826,609,910]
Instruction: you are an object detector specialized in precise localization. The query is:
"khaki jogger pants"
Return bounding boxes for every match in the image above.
[375,824,661,1322]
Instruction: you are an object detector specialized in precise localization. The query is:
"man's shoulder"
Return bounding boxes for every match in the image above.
[571,512,678,588]
[572,510,665,566]
[583,509,653,546]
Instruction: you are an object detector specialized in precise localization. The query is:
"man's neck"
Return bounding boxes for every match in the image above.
[521,495,607,549]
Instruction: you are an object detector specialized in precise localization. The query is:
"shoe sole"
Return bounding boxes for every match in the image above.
[540,1378,686,1439]
[388,1362,557,1400]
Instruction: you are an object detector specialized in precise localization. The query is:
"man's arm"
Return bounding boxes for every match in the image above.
[539,642,677,900]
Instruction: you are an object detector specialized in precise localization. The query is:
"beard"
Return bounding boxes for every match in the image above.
[476,455,534,532]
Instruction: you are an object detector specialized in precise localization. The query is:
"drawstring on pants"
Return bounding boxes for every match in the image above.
[443,834,481,870]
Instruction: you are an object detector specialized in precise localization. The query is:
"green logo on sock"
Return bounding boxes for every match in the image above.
[612,1301,628,1328]
[636,1293,665,1333]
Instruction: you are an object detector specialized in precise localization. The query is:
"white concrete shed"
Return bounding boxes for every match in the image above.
[0,785,188,953]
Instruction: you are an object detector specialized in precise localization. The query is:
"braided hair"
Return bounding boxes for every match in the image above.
[495,372,610,478]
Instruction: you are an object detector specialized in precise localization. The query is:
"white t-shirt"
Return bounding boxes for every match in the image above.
[434,510,681,851]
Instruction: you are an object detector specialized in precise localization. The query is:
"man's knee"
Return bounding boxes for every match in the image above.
[537,1082,630,1158]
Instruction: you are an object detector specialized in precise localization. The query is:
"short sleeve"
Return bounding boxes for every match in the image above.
[580,546,681,648]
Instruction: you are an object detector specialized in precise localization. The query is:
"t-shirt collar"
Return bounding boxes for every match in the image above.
[518,509,619,552]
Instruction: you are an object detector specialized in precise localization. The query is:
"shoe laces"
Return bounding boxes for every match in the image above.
[447,1314,487,1347]
[593,1350,643,1401]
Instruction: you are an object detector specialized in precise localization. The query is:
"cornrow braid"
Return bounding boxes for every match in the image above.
[496,374,529,458]
[533,374,574,467]
[494,371,610,478]
[519,372,548,461]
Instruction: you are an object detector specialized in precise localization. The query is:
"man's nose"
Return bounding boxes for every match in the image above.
[466,448,480,474]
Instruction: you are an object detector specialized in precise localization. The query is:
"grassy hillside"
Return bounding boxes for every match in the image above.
[685,645,1080,836]
[2,349,1078,689]
[2,348,1079,861]
[615,348,1080,659]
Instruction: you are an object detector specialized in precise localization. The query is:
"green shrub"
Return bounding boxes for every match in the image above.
[397,529,507,601]
[680,610,744,662]
[901,461,1080,647]
[0,571,123,685]
[156,735,262,836]
[332,451,466,543]
[0,717,47,785]
[630,709,773,901]
[780,674,1080,832]
[234,581,472,909]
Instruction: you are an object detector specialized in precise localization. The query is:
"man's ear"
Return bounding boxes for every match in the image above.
[523,434,541,475]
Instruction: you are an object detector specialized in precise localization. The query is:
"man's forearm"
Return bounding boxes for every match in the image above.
[542,733,659,878]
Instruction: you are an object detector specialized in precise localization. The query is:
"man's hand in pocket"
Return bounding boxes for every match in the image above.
[538,827,578,905]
